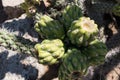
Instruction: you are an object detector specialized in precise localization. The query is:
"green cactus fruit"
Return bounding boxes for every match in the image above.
[34,39,65,65]
[67,17,98,47]
[112,3,120,17]
[62,4,83,30]
[34,14,65,39]
[0,28,36,55]
[58,48,88,80]
[82,39,107,65]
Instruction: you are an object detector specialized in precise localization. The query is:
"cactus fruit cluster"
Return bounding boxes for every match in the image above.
[67,17,98,46]
[34,14,65,39]
[0,29,35,55]
[33,2,108,79]
[34,39,65,65]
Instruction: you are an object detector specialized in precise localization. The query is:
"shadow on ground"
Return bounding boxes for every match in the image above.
[0,51,38,80]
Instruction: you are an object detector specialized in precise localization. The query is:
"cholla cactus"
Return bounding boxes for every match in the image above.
[67,17,98,47]
[82,39,108,65]
[0,28,35,55]
[112,3,120,16]
[58,48,88,80]
[34,14,65,39]
[34,39,65,65]
[62,4,83,30]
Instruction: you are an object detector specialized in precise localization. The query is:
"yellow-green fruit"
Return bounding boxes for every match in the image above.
[62,4,83,30]
[58,48,88,80]
[112,3,120,17]
[34,39,65,65]
[67,17,98,47]
[34,14,65,39]
[82,39,108,65]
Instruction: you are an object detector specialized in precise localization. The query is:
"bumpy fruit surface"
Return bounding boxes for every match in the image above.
[82,39,107,65]
[0,29,35,54]
[67,17,98,46]
[58,48,88,80]
[34,39,65,65]
[34,14,65,39]
[112,3,120,17]
[62,4,83,30]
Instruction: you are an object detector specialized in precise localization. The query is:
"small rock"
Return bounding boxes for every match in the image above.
[2,0,24,7]
[0,0,25,21]
[105,63,120,80]
[4,6,25,19]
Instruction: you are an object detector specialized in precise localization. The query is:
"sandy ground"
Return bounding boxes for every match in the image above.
[2,0,24,7]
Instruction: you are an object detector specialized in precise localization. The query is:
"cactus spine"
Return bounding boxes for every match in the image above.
[0,29,35,55]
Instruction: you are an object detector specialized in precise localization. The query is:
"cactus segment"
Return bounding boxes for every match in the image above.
[34,39,65,65]
[67,17,98,46]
